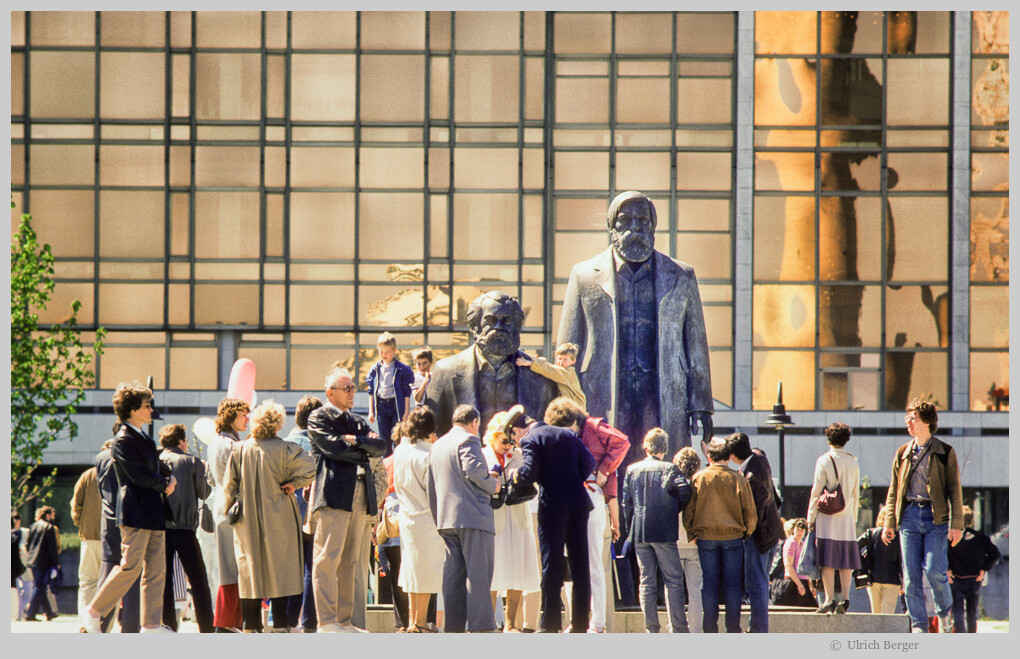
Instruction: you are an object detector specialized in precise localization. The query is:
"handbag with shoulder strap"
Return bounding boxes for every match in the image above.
[817,454,846,515]
[375,504,400,544]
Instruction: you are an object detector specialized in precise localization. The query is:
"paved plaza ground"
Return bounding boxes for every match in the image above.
[10,614,1009,634]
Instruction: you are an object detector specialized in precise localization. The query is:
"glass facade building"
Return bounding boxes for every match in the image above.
[10,12,1009,530]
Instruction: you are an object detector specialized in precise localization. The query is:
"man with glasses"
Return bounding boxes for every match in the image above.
[881,399,964,633]
[83,384,177,633]
[307,367,388,633]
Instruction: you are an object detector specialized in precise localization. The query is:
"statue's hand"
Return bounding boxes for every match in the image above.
[690,411,714,446]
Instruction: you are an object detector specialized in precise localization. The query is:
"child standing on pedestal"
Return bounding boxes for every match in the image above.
[366,332,415,458]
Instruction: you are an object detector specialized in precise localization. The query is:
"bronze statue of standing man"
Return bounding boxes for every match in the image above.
[558,191,714,465]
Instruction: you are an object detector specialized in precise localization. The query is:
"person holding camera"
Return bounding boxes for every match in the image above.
[482,408,541,632]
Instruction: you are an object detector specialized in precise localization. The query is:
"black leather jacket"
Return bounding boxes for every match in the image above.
[25,520,58,570]
[744,449,784,553]
[160,447,212,532]
[112,424,172,530]
[307,405,388,515]
[621,456,692,543]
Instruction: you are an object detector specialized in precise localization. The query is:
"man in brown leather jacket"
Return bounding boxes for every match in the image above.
[881,398,963,633]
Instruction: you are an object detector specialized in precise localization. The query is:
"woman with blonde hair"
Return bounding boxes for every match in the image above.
[224,400,315,632]
[392,406,444,633]
[207,397,250,632]
[482,409,541,632]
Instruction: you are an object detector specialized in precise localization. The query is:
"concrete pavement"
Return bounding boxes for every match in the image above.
[10,613,1009,634]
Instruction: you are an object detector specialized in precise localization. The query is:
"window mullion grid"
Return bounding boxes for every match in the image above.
[353,11,363,377]
[813,11,823,408]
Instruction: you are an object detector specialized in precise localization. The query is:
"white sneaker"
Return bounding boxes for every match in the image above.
[337,623,369,633]
[318,622,345,633]
[938,614,953,633]
[140,625,176,633]
[911,627,925,633]
[82,609,102,634]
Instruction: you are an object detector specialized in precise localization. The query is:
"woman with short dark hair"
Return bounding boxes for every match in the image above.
[807,422,861,614]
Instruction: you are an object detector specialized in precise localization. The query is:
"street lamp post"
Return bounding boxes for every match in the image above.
[765,382,794,516]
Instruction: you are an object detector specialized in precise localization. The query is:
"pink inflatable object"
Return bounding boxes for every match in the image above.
[226,358,256,406]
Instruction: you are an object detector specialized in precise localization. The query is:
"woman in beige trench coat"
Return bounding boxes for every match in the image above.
[224,400,315,632]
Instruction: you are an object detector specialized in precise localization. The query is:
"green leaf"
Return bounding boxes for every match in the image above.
[10,209,105,510]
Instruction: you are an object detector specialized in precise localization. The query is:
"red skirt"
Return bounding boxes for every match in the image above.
[214,583,242,628]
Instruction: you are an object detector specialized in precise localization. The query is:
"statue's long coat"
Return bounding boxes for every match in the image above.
[557,247,714,455]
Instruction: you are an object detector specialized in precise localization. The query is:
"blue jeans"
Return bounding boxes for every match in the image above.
[743,538,776,632]
[698,537,744,633]
[635,542,688,632]
[25,566,54,619]
[899,503,952,631]
[300,532,317,631]
[375,397,399,456]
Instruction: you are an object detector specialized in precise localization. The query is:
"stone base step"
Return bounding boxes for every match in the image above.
[364,605,911,633]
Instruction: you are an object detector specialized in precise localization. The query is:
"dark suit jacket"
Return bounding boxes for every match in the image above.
[621,456,691,544]
[743,448,783,553]
[424,345,560,436]
[95,446,122,563]
[25,520,59,570]
[112,424,172,530]
[516,423,597,515]
[307,404,389,515]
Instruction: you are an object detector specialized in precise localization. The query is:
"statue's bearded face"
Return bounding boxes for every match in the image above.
[472,297,523,358]
[610,198,656,263]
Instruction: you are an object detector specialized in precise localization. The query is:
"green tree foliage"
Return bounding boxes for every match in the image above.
[11,200,105,509]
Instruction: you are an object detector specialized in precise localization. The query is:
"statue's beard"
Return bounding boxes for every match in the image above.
[612,230,654,263]
[475,330,520,357]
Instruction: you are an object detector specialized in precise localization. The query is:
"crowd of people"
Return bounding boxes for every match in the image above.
[12,331,996,635]
[765,401,1000,634]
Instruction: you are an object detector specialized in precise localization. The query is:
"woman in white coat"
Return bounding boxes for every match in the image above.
[807,422,861,615]
[482,410,541,632]
[393,406,445,633]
